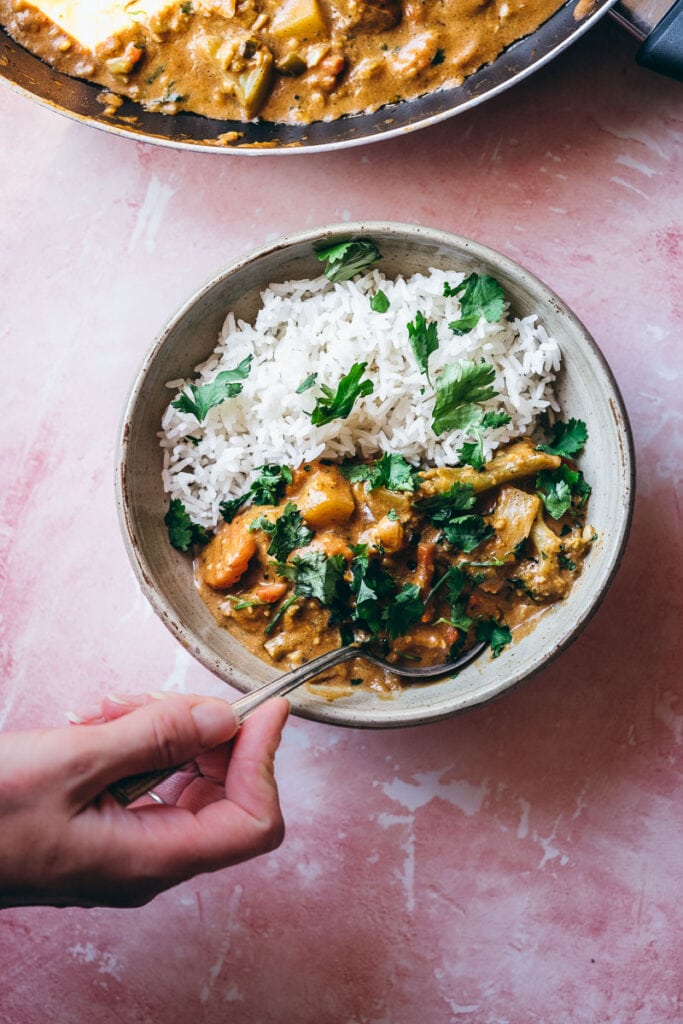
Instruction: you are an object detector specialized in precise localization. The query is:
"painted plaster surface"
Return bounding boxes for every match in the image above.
[1,21,682,1024]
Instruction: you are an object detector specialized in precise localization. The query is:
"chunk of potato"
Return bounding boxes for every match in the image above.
[236,49,274,117]
[271,0,327,39]
[295,464,355,529]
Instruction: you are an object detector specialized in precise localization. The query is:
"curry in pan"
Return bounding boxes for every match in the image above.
[2,0,565,123]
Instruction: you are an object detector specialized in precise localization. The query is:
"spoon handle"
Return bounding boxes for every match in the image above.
[231,645,359,722]
[108,646,359,806]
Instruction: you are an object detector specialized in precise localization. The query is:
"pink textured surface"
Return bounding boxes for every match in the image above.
[1,20,682,1023]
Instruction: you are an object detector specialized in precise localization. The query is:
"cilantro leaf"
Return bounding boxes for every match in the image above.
[456,409,512,470]
[446,274,506,335]
[431,47,445,65]
[250,464,293,505]
[537,418,589,459]
[414,484,489,553]
[413,482,477,522]
[219,463,293,522]
[458,438,485,471]
[370,290,390,313]
[475,618,512,658]
[309,363,374,426]
[249,502,313,561]
[315,240,382,282]
[164,498,211,552]
[432,359,498,435]
[340,452,417,492]
[219,493,250,523]
[384,584,424,638]
[171,355,252,422]
[290,551,347,605]
[536,464,591,520]
[407,310,439,383]
[442,515,493,553]
[296,373,318,394]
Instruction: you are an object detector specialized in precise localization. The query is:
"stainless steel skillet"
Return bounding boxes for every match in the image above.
[0,0,679,153]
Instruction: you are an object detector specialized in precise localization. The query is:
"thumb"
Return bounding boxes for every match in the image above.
[64,696,238,804]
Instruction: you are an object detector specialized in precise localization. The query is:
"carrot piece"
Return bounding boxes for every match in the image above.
[415,541,436,596]
[254,581,289,604]
[200,519,257,590]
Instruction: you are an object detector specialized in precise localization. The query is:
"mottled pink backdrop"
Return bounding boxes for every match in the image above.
[1,20,682,1024]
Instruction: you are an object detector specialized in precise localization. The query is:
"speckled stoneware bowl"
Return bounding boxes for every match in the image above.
[116,222,634,728]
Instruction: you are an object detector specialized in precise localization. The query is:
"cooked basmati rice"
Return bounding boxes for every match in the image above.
[160,267,561,529]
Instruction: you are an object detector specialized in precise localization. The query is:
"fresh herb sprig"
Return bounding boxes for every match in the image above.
[537,418,588,459]
[315,240,382,282]
[309,362,374,426]
[250,502,313,561]
[445,273,506,335]
[340,452,418,492]
[219,463,293,523]
[164,498,211,552]
[407,310,439,383]
[414,482,493,553]
[171,355,252,423]
[536,464,591,520]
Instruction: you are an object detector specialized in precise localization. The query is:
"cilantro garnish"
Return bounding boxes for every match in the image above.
[340,452,417,492]
[536,464,591,520]
[296,373,318,394]
[172,355,252,423]
[442,515,493,552]
[264,593,299,636]
[219,463,293,522]
[267,551,348,635]
[537,418,588,459]
[414,483,492,553]
[384,584,424,638]
[250,464,293,505]
[315,240,382,283]
[413,481,477,520]
[432,359,499,436]
[309,363,374,426]
[445,274,506,335]
[431,48,445,65]
[370,290,390,313]
[407,310,439,384]
[250,502,313,561]
[475,618,512,658]
[458,409,512,470]
[164,498,211,552]
[287,551,347,606]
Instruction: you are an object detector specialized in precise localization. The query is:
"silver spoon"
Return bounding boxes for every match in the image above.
[108,641,486,805]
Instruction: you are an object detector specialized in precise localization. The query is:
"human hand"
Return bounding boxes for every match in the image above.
[0,693,289,909]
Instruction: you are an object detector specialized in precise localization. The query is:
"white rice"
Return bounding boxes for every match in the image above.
[160,267,562,528]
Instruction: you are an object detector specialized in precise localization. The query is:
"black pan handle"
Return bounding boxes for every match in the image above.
[637,0,683,80]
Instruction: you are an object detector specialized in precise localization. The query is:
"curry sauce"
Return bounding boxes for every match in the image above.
[194,441,595,697]
[1,0,566,124]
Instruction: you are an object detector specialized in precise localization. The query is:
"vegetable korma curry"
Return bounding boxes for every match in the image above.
[1,0,566,123]
[192,437,594,696]
[162,243,595,699]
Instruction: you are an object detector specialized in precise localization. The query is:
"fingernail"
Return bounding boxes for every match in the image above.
[65,705,103,724]
[149,691,170,700]
[190,701,237,749]
[105,693,144,706]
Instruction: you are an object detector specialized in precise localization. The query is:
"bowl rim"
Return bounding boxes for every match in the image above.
[115,221,635,727]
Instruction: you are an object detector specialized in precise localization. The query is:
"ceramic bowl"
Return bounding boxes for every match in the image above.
[115,222,634,728]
